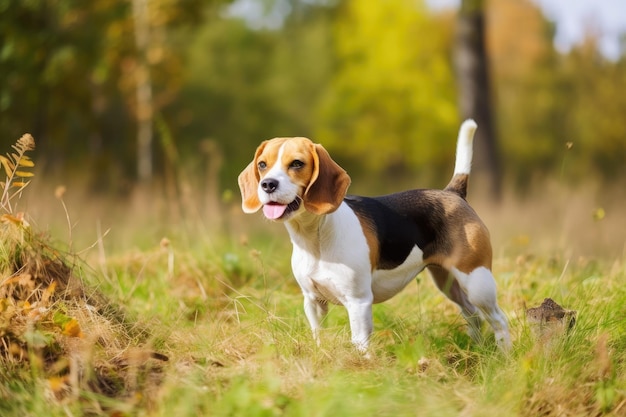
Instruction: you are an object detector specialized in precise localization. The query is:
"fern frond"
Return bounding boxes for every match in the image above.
[0,155,14,178]
[18,157,35,168]
[1,133,36,214]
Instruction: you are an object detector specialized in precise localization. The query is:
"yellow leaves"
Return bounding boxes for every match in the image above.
[41,280,57,305]
[62,318,83,338]
[17,157,35,167]
[1,277,83,338]
[0,155,35,180]
[320,0,457,173]
[47,375,71,400]
[0,155,13,178]
[53,308,84,339]
[8,341,26,359]
[0,133,36,212]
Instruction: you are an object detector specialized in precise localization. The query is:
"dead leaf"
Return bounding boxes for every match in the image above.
[41,281,57,305]
[62,318,83,338]
[0,212,29,227]
[47,375,70,400]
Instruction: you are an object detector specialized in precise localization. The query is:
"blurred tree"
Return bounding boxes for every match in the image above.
[171,1,336,190]
[561,40,626,181]
[455,0,501,199]
[0,1,129,161]
[132,0,154,183]
[0,0,209,190]
[315,0,458,186]
[487,0,564,189]
[486,0,626,187]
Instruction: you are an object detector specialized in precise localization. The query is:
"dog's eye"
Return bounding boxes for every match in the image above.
[289,160,304,169]
[257,161,267,171]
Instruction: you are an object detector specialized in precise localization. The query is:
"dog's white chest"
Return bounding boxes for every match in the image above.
[286,203,425,305]
[287,204,373,305]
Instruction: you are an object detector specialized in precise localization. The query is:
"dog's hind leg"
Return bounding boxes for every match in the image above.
[427,265,483,343]
[451,266,512,350]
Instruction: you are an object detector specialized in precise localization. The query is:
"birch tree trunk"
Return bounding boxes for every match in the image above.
[455,0,501,200]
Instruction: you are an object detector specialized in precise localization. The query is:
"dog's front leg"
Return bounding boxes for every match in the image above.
[303,295,328,345]
[345,297,373,352]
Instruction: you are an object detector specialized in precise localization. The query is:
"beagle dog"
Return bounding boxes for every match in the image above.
[238,120,511,352]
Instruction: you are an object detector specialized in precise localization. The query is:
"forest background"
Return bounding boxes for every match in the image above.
[1,1,626,415]
[1,0,625,254]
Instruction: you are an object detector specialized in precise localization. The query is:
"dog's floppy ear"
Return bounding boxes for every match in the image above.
[304,143,351,215]
[238,142,266,213]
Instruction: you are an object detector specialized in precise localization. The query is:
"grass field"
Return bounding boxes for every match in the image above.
[1,175,625,417]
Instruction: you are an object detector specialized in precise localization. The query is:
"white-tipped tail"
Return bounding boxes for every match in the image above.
[453,119,478,175]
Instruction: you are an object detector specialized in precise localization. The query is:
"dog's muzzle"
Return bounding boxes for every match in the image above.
[258,177,301,220]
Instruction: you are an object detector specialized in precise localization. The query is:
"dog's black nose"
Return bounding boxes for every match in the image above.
[261,178,279,193]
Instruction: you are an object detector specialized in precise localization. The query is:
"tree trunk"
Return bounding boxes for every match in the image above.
[132,0,153,183]
[455,0,501,200]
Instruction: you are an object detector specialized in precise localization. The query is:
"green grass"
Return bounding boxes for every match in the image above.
[1,184,626,417]
[137,248,626,417]
[28,244,626,415]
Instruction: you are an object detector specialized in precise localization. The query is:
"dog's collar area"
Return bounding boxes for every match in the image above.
[263,199,301,220]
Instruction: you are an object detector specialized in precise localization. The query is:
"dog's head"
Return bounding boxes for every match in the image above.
[238,137,351,221]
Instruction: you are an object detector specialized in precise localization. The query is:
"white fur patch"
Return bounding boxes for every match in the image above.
[371,246,425,303]
[288,203,373,306]
[453,119,477,175]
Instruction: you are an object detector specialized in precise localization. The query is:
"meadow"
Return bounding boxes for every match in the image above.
[1,160,625,416]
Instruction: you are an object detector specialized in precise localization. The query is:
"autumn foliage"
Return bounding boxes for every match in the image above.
[1,0,624,192]
[0,136,166,409]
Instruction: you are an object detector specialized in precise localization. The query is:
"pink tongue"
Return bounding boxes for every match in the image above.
[263,203,288,220]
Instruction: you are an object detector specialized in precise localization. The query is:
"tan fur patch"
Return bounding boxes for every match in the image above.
[352,214,379,271]
[455,220,492,272]
[424,194,492,273]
